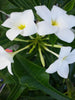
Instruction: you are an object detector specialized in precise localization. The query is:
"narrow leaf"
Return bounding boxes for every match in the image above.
[64,0,75,11]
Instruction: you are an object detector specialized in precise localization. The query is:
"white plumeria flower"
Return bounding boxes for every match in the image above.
[35,5,75,43]
[0,46,14,75]
[46,47,75,79]
[2,10,37,41]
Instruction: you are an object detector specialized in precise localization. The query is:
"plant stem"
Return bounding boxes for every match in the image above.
[43,42,62,48]
[29,36,34,39]
[14,38,31,42]
[0,10,9,17]
[66,79,73,98]
[12,43,33,57]
[38,46,45,67]
[43,46,59,58]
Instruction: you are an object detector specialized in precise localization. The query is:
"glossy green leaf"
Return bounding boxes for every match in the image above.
[13,54,71,100]
[8,0,37,10]
[8,0,56,10]
[19,96,56,100]
[0,69,16,84]
[64,0,75,11]
[7,84,26,100]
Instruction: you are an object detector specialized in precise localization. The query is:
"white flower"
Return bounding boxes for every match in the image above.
[0,46,14,75]
[2,10,37,41]
[46,47,75,78]
[35,5,75,43]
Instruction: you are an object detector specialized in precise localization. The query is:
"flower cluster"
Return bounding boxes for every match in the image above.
[35,5,75,43]
[1,5,75,79]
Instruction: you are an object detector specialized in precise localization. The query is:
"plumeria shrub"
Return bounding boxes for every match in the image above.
[0,0,75,100]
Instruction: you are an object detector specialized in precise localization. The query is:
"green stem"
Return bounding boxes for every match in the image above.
[38,46,45,67]
[0,10,9,17]
[29,36,34,39]
[66,79,73,98]
[14,38,31,42]
[43,46,59,58]
[42,38,49,40]
[12,43,33,57]
[29,44,36,54]
[43,42,62,48]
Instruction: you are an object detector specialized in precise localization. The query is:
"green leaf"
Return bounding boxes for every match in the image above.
[47,0,56,9]
[49,34,58,46]
[7,84,26,100]
[0,0,19,14]
[19,96,56,100]
[8,0,37,10]
[8,0,56,11]
[64,0,75,11]
[0,69,16,84]
[13,54,71,100]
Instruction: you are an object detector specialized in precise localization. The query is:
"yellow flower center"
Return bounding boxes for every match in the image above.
[51,20,58,26]
[18,24,26,30]
[63,56,67,60]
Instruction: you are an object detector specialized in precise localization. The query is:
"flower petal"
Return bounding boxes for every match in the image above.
[51,5,66,20]
[37,21,57,35]
[6,28,22,41]
[10,10,34,21]
[0,57,8,70]
[2,10,35,29]
[21,21,37,36]
[57,15,69,29]
[46,59,61,73]
[0,46,5,53]
[0,46,13,74]
[2,19,14,28]
[66,49,75,64]
[57,61,69,79]
[0,46,13,62]
[35,5,51,22]
[64,15,75,28]
[59,46,72,59]
[0,56,13,75]
[52,5,66,14]
[10,10,35,26]
[23,10,34,21]
[57,15,75,29]
[56,29,74,43]
[7,63,13,75]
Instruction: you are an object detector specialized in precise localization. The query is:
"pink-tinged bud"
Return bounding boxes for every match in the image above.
[5,49,13,53]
